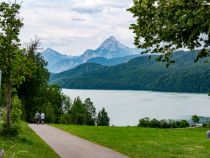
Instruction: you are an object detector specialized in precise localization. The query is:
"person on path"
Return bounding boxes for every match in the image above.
[35,112,40,124]
[41,112,45,125]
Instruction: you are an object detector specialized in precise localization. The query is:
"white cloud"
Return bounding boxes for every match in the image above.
[1,0,135,55]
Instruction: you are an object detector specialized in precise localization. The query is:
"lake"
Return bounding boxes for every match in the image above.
[62,89,210,126]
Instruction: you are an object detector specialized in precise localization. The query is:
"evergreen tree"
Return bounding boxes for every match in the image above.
[97,107,110,126]
[84,98,96,125]
[70,97,87,125]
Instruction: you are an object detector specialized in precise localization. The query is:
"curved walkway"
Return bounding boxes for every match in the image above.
[29,124,128,158]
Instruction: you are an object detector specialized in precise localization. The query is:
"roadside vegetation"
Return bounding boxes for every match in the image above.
[0,122,58,158]
[52,124,210,158]
[0,2,71,137]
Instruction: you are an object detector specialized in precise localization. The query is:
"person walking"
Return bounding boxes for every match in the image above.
[41,112,45,125]
[35,112,40,124]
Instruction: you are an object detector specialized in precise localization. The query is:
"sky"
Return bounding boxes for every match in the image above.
[2,0,136,55]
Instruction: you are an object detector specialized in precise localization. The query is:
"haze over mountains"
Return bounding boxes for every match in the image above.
[42,36,143,73]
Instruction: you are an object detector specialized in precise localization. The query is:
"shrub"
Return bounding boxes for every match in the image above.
[0,95,22,136]
[59,114,72,124]
[11,95,22,124]
[138,117,190,128]
[203,123,208,128]
[45,102,55,123]
[0,123,20,137]
[180,120,190,128]
[138,117,150,127]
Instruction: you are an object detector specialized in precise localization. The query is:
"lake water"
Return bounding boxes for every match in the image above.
[62,89,210,126]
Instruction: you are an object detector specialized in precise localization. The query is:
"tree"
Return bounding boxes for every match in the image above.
[17,39,50,122]
[97,107,110,126]
[192,115,200,124]
[179,120,190,128]
[0,2,26,125]
[45,102,55,123]
[138,117,150,127]
[61,95,72,114]
[70,97,87,125]
[128,0,210,65]
[84,98,96,125]
[17,39,68,123]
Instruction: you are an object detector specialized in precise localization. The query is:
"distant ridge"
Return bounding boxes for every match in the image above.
[41,36,143,73]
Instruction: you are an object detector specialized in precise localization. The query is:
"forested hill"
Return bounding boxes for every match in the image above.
[50,50,210,93]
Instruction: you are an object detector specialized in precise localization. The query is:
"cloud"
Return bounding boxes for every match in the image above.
[1,0,135,55]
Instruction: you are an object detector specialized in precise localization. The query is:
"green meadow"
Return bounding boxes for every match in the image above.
[52,124,210,158]
[0,123,58,158]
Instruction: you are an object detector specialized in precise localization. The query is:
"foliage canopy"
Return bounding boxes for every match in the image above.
[128,0,210,64]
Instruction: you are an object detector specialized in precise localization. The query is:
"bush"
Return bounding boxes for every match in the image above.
[0,123,21,137]
[160,120,171,128]
[138,117,150,127]
[59,114,72,124]
[0,95,22,136]
[180,120,190,128]
[138,117,190,128]
[11,95,22,124]
[203,123,208,127]
[45,102,55,123]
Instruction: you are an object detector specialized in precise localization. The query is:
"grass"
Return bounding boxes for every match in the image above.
[0,122,59,158]
[52,124,210,158]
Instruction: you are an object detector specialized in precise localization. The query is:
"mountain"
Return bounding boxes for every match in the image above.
[41,48,72,72]
[41,36,143,73]
[50,50,210,93]
[78,36,140,62]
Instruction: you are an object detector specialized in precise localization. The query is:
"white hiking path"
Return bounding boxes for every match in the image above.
[28,124,128,158]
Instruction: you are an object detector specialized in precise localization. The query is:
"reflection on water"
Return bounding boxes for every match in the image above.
[63,89,210,126]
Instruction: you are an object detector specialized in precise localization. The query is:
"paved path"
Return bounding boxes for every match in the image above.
[29,124,128,158]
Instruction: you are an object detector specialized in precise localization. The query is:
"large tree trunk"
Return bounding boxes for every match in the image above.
[5,82,12,125]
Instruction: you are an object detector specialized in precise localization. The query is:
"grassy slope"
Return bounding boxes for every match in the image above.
[0,122,59,158]
[52,124,210,158]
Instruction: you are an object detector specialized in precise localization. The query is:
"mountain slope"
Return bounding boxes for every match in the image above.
[87,55,140,66]
[41,48,72,72]
[50,50,210,93]
[42,48,70,65]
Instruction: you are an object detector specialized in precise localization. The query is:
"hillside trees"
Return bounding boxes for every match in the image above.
[50,51,210,93]
[128,0,210,64]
